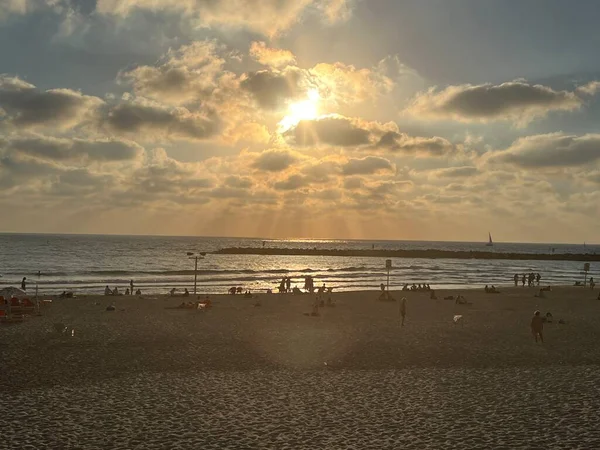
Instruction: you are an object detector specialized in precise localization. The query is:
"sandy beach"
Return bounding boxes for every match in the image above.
[3,286,600,449]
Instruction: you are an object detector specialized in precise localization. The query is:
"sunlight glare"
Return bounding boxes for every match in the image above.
[278,89,320,133]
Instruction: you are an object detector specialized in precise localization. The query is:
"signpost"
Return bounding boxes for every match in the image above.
[187,252,207,295]
[583,263,591,287]
[386,259,392,292]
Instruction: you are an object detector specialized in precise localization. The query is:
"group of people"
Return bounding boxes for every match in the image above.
[278,277,292,293]
[307,291,337,316]
[514,273,541,287]
[105,280,141,296]
[531,311,566,343]
[484,285,500,294]
[275,276,328,295]
[402,283,431,291]
[177,298,212,309]
[303,276,316,293]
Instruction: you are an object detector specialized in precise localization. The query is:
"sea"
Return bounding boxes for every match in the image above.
[0,233,598,295]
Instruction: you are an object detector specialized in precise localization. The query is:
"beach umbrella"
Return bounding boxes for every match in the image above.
[0,287,27,298]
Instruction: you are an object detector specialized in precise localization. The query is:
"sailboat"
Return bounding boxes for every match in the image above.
[486,232,493,247]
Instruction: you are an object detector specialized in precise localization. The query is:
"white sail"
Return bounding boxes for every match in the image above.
[486,232,493,246]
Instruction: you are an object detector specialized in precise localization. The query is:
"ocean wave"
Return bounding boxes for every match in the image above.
[2,266,384,278]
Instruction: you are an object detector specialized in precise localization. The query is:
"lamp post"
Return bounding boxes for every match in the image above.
[187,252,206,295]
[386,259,392,292]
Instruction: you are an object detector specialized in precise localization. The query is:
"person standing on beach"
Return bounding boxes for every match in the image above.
[286,277,291,292]
[536,273,541,286]
[514,273,518,286]
[531,311,544,343]
[130,280,134,295]
[21,277,26,291]
[522,274,526,287]
[399,298,406,326]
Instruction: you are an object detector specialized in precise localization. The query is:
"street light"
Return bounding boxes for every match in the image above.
[187,252,206,295]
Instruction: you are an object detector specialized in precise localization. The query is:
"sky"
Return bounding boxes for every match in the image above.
[1,0,600,243]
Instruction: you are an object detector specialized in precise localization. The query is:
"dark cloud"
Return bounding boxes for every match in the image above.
[240,69,304,109]
[0,75,103,129]
[301,161,340,183]
[0,152,61,177]
[341,156,393,175]
[95,0,352,37]
[434,166,479,177]
[273,174,308,190]
[120,41,226,105]
[3,135,144,162]
[287,117,371,147]
[106,101,220,140]
[587,172,600,184]
[209,186,249,198]
[252,149,297,172]
[491,133,600,168]
[343,177,363,189]
[224,175,253,189]
[410,81,584,123]
[58,168,111,187]
[375,131,455,155]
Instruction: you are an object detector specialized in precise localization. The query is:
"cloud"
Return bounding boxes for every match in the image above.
[374,132,455,156]
[95,0,352,37]
[105,98,220,141]
[287,116,371,147]
[408,81,586,125]
[284,116,455,157]
[576,81,600,96]
[490,133,600,168]
[273,174,309,190]
[310,62,394,106]
[224,175,253,189]
[431,166,479,178]
[119,40,227,105]
[240,68,306,109]
[0,75,104,129]
[341,156,393,175]
[252,149,298,172]
[0,0,64,19]
[119,149,215,201]
[249,42,296,68]
[2,135,144,162]
[343,177,363,189]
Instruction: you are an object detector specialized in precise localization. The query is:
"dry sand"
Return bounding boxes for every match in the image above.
[2,286,600,449]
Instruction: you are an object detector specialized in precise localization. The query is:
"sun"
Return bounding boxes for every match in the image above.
[278,89,320,133]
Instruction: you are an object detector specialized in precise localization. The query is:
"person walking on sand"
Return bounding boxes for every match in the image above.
[130,279,134,295]
[531,310,544,343]
[536,273,541,286]
[514,273,519,286]
[522,274,526,287]
[399,298,407,326]
[21,277,27,291]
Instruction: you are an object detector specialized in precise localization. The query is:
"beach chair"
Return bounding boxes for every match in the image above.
[0,306,8,323]
[9,297,22,313]
[0,305,23,323]
[21,298,37,315]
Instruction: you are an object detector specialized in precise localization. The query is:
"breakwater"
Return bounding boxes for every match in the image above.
[212,247,600,262]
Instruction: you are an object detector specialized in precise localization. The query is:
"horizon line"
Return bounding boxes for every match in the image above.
[0,231,596,247]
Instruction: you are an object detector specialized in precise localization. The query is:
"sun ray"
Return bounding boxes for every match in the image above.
[278,89,320,133]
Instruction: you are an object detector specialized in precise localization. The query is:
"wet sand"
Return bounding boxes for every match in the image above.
[2,286,600,449]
